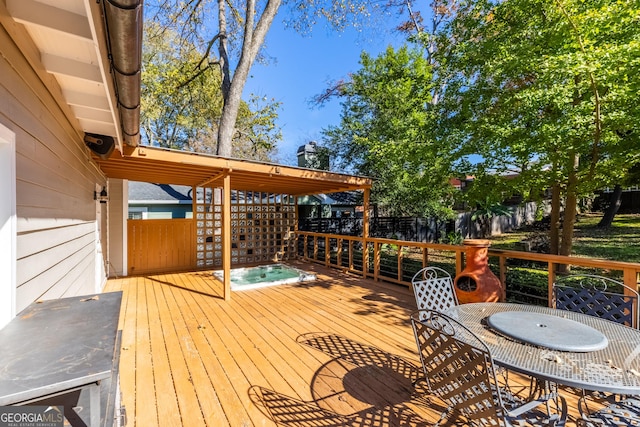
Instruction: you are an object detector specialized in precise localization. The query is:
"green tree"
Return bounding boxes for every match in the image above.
[597,160,640,227]
[141,22,281,161]
[322,46,457,219]
[147,0,383,157]
[438,0,640,256]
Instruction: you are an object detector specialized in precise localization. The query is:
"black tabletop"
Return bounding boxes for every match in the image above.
[0,292,122,405]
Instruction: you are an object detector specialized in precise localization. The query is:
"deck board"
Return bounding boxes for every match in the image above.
[105,261,582,426]
[146,278,182,426]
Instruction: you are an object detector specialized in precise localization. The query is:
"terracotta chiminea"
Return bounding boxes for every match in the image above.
[454,239,505,303]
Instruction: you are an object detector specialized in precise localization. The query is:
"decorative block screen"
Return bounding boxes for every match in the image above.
[195,188,297,267]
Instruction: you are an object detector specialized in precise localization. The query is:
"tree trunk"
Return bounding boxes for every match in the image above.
[597,184,623,228]
[558,154,580,273]
[217,0,231,102]
[549,183,562,255]
[216,0,281,157]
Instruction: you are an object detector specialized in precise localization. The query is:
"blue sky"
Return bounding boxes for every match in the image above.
[243,18,407,165]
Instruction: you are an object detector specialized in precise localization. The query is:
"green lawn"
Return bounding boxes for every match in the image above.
[489,213,640,263]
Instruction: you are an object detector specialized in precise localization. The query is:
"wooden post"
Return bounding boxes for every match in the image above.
[373,242,379,282]
[222,173,231,301]
[547,262,556,308]
[192,185,197,270]
[455,249,464,276]
[313,236,318,260]
[499,255,507,301]
[397,245,403,283]
[303,235,308,260]
[349,240,354,271]
[325,236,330,266]
[363,188,370,239]
[623,268,639,293]
[362,188,370,278]
[294,196,299,260]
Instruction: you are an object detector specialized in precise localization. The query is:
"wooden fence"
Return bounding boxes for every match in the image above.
[296,231,640,306]
[128,219,195,275]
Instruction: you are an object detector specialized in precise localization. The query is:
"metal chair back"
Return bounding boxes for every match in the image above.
[553,274,639,328]
[411,267,458,312]
[410,309,506,424]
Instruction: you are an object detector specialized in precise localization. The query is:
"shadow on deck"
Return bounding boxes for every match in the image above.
[105,262,581,426]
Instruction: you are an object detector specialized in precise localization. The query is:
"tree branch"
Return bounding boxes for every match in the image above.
[405,0,422,33]
[194,34,222,72]
[177,60,220,89]
[226,0,243,25]
[312,79,349,105]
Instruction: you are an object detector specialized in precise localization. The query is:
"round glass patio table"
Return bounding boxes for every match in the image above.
[446,302,640,395]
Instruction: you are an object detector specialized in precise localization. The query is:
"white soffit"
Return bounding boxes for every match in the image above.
[6,0,120,144]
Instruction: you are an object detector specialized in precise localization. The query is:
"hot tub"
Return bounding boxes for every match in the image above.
[213,264,317,291]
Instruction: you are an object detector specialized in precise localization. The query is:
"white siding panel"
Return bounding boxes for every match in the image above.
[17,179,91,216]
[16,235,95,311]
[17,228,94,285]
[17,221,94,260]
[107,179,125,277]
[1,22,107,310]
[39,253,94,301]
[17,151,97,202]
[0,122,17,328]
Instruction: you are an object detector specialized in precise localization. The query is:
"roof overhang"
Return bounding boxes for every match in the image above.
[5,0,142,151]
[94,146,372,196]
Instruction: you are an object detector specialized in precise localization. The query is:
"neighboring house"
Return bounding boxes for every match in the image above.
[298,192,362,219]
[128,181,193,219]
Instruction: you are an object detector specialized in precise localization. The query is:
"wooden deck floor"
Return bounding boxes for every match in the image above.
[105,261,583,426]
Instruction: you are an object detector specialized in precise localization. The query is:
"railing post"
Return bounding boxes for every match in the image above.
[398,245,403,283]
[373,242,380,281]
[422,247,428,268]
[455,249,464,276]
[362,240,369,278]
[303,235,308,260]
[499,255,507,300]
[362,188,370,279]
[548,262,556,308]
[623,268,639,292]
[325,236,330,267]
[349,240,354,271]
[294,196,299,260]
[337,238,343,268]
[313,236,318,261]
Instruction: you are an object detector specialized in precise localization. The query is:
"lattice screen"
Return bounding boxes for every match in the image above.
[195,188,297,267]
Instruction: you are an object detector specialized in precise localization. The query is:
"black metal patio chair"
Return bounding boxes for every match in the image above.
[553,274,639,328]
[578,396,640,426]
[410,309,567,426]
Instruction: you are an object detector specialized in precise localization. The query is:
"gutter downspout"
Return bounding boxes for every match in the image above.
[102,0,143,147]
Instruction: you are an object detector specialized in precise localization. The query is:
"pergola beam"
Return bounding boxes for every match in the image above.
[95,146,372,195]
[198,171,228,188]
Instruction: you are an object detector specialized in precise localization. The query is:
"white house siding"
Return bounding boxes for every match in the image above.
[0,122,16,329]
[108,179,127,277]
[0,19,107,313]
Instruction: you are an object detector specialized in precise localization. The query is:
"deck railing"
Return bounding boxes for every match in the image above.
[295,231,640,306]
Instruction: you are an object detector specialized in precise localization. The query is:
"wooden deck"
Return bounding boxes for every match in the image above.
[105,261,583,426]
